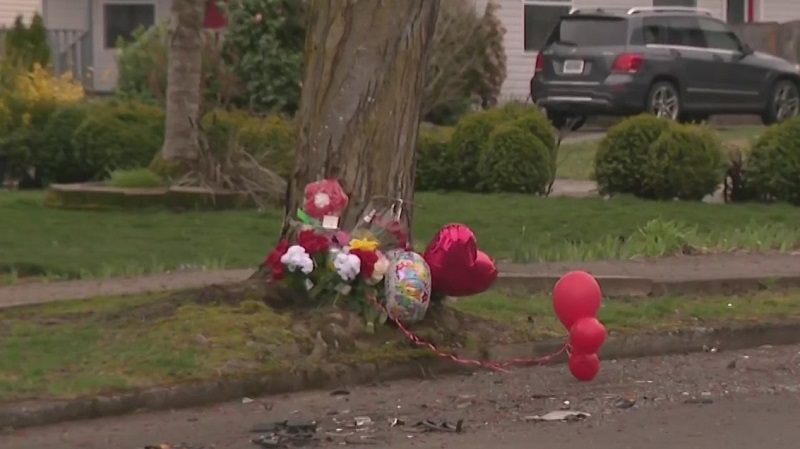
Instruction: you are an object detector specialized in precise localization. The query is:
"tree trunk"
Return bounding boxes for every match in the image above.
[161,0,206,163]
[282,0,441,237]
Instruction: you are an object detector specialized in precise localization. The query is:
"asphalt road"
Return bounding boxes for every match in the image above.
[3,343,800,449]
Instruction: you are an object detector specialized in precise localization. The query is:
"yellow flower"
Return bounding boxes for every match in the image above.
[349,238,379,252]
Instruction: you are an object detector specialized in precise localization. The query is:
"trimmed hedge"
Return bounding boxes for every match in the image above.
[2,100,296,186]
[594,115,725,201]
[425,104,557,193]
[747,117,800,204]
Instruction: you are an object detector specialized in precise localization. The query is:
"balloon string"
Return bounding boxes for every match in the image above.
[369,298,569,373]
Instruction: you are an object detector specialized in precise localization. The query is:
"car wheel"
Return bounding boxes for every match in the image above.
[761,79,800,125]
[646,81,681,120]
[547,111,587,131]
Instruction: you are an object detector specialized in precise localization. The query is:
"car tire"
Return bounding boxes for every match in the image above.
[645,81,681,120]
[547,111,587,131]
[761,79,800,125]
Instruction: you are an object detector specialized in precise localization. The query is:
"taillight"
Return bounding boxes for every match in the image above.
[535,52,544,73]
[612,53,644,74]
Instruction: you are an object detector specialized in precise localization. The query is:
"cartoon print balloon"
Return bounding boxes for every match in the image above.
[569,317,607,355]
[423,224,497,297]
[568,352,600,382]
[552,271,602,329]
[383,251,432,324]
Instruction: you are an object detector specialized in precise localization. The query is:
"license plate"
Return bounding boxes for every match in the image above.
[562,59,585,75]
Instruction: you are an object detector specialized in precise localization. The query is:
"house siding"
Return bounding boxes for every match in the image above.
[92,0,170,92]
[0,0,41,27]
[498,0,728,100]
[759,0,800,22]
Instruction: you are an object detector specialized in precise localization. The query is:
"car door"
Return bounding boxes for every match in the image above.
[696,17,766,109]
[663,16,729,109]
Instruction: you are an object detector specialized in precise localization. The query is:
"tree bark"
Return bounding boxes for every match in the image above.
[161,0,206,163]
[282,0,441,236]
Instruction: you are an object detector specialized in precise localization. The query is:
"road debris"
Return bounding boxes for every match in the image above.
[523,411,590,422]
[250,420,319,447]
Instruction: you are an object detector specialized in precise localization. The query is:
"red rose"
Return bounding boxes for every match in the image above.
[303,179,349,220]
[263,239,290,281]
[349,249,379,278]
[297,229,330,255]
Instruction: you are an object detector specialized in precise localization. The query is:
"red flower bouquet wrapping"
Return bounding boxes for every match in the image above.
[303,179,349,221]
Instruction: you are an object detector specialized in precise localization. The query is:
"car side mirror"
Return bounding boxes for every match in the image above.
[741,43,754,55]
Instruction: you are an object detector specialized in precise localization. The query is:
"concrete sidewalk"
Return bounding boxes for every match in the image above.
[1,253,799,309]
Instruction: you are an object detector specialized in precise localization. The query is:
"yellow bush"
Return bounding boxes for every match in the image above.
[14,63,84,104]
[5,63,84,127]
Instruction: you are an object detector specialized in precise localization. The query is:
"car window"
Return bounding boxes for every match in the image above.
[545,16,628,47]
[665,17,706,48]
[697,18,742,51]
[630,17,670,45]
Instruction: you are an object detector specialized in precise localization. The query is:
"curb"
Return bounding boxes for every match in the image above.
[2,320,800,431]
[4,272,800,311]
[494,273,800,297]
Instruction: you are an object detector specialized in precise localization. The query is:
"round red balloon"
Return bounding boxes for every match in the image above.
[569,317,607,355]
[569,352,600,382]
[552,271,602,329]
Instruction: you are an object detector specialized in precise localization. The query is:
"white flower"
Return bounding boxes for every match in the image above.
[314,192,331,209]
[280,245,314,274]
[333,251,361,281]
[368,254,390,284]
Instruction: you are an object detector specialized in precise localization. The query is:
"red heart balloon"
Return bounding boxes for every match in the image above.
[569,317,607,355]
[440,250,498,297]
[552,271,602,329]
[423,224,497,297]
[568,352,600,382]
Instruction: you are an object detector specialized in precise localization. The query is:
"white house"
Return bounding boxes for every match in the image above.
[0,0,40,26]
[4,0,800,95]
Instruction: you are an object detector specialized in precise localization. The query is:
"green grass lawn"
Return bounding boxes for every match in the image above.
[0,289,798,401]
[556,126,765,181]
[3,188,800,278]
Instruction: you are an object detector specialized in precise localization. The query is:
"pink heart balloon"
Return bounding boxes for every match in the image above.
[424,224,497,297]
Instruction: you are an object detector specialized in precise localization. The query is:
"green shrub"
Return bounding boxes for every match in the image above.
[107,168,165,188]
[594,114,673,196]
[201,109,251,154]
[222,0,306,114]
[503,105,557,183]
[69,102,165,180]
[478,124,551,194]
[34,102,92,183]
[747,118,800,204]
[201,109,295,178]
[116,24,242,109]
[3,14,51,70]
[448,110,503,190]
[640,124,725,201]
[416,125,454,191]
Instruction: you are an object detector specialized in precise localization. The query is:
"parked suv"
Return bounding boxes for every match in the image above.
[530,6,800,128]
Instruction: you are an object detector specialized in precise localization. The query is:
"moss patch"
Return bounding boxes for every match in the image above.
[2,285,800,403]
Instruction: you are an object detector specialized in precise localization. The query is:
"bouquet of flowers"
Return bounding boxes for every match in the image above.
[262,183,413,330]
[349,198,411,253]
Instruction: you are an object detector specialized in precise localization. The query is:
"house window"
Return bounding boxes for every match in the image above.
[104,3,155,48]
[726,0,746,23]
[653,0,697,6]
[523,0,572,51]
